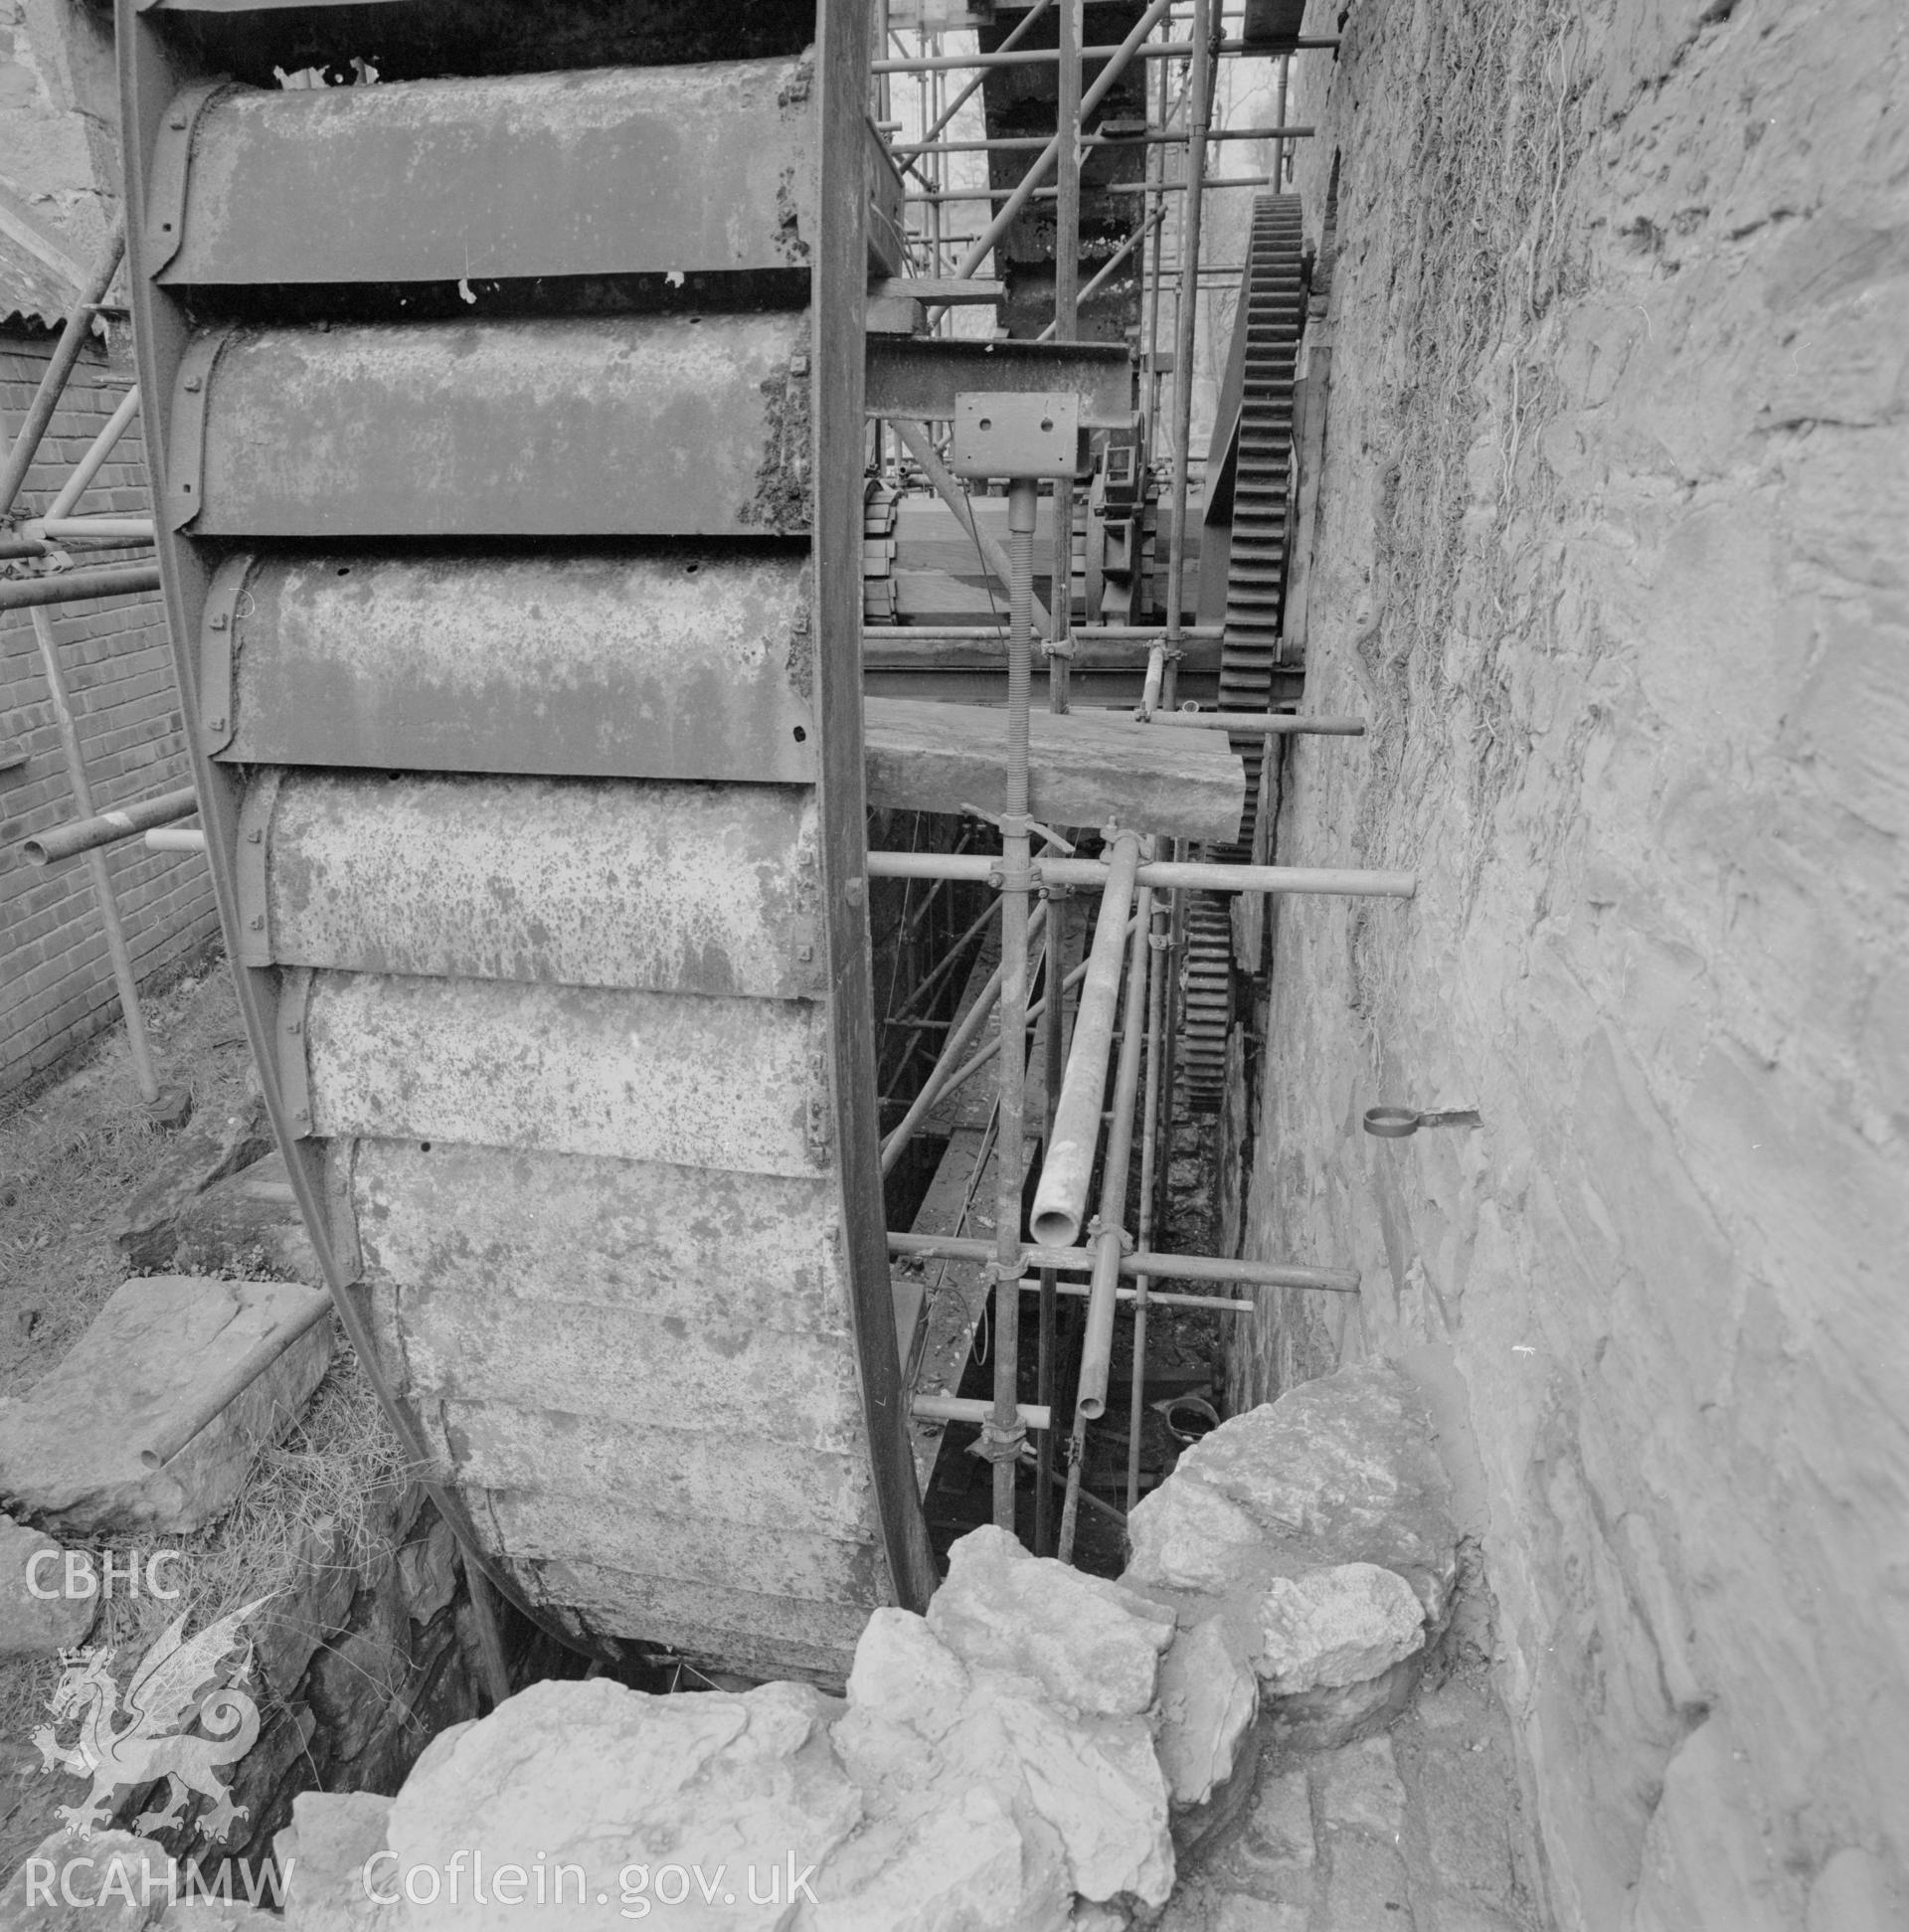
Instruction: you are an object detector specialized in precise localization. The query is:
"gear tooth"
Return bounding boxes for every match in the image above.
[1182,195,1305,1103]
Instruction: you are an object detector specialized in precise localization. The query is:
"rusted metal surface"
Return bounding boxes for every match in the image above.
[215,551,816,782]
[352,1141,852,1332]
[441,1402,873,1538]
[159,60,817,284]
[121,0,936,1678]
[489,1493,882,1605]
[303,974,830,1175]
[534,1562,879,1684]
[258,774,823,997]
[398,1293,867,1446]
[865,336,1133,428]
[170,312,813,536]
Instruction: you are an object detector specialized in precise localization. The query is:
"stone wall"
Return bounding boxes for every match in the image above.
[1234,1,1907,1928]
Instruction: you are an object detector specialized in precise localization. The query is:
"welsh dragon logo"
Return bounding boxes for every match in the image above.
[33,1597,270,1843]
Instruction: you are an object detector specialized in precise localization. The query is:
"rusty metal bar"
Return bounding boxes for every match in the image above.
[45,384,140,521]
[867,849,1419,897]
[988,473,1042,1532]
[0,219,124,520]
[888,1228,1359,1292]
[145,827,206,853]
[0,563,162,611]
[1129,870,1173,1509]
[21,784,197,865]
[1076,857,1154,1419]
[140,1287,333,1469]
[27,603,164,1109]
[1014,1276,1250,1315]
[880,897,1047,1173]
[911,1233,1352,1290]
[1030,830,1141,1249]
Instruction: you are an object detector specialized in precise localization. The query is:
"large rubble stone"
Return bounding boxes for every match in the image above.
[1125,1363,1458,1618]
[925,1524,1175,1717]
[0,1830,173,1929]
[274,1790,398,1932]
[385,1677,862,1929]
[0,1515,96,1658]
[1154,1617,1259,1811]
[836,1538,1175,1913]
[1255,1563,1428,1694]
[0,1278,334,1537]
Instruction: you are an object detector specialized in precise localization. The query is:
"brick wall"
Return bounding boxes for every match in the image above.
[2,321,219,1098]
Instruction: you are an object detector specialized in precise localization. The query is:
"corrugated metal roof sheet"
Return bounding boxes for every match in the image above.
[0,225,80,332]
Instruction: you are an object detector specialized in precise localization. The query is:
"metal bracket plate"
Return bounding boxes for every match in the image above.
[275,965,315,1140]
[198,552,251,755]
[165,328,227,532]
[950,392,1086,481]
[234,767,282,967]
[143,81,228,275]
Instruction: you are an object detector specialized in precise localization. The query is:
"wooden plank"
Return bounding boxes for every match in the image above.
[864,695,1246,843]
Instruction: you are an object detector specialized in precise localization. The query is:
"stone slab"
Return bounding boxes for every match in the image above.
[0,1278,333,1537]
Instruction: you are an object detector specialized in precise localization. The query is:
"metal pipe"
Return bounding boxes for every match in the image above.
[893,0,1055,156]
[926,912,1137,1128]
[43,384,140,522]
[1146,710,1365,733]
[989,474,1040,1532]
[887,1228,1359,1293]
[880,897,1047,1173]
[21,784,197,865]
[0,219,124,520]
[867,850,1419,897]
[890,891,999,1024]
[914,1394,1052,1430]
[1014,1276,1250,1315]
[24,515,153,545]
[1076,860,1154,1417]
[950,0,1173,283]
[1138,643,1166,718]
[1030,830,1141,1248]
[28,603,162,1107]
[0,563,162,612]
[1128,873,1170,1510]
[906,176,1266,204]
[141,1288,333,1469]
[898,124,1315,154]
[145,827,207,853]
[874,35,1338,72]
[892,420,1051,632]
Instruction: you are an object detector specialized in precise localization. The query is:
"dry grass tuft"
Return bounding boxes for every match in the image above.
[0,1347,413,1778]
